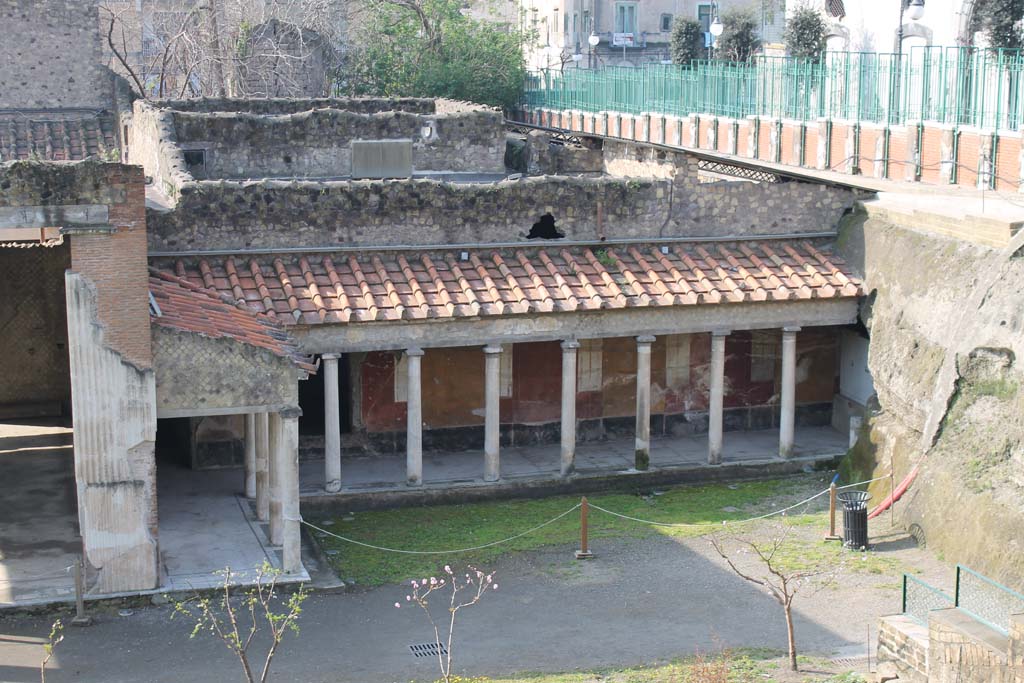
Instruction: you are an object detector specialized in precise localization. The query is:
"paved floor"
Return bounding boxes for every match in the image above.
[0,419,303,608]
[299,425,849,493]
[0,419,79,607]
[157,464,305,592]
[0,523,950,683]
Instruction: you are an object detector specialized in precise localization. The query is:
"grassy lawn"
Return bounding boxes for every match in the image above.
[307,475,905,586]
[407,649,867,683]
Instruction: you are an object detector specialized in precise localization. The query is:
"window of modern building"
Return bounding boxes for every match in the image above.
[615,2,638,34]
[697,3,712,31]
[660,13,673,32]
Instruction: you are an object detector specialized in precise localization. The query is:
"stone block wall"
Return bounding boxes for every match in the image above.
[0,0,111,110]
[153,327,301,415]
[928,609,1015,683]
[156,97,442,115]
[170,107,506,178]
[877,614,930,683]
[146,175,669,251]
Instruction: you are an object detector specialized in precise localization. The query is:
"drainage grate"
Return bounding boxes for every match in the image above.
[409,642,448,658]
[830,656,869,668]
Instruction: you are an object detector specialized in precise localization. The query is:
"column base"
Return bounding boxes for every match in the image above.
[325,480,341,493]
[634,449,650,471]
[406,478,422,487]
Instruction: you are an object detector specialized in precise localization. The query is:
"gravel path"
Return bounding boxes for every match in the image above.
[0,515,950,683]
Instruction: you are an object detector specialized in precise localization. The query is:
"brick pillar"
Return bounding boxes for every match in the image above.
[816,118,830,170]
[746,116,759,158]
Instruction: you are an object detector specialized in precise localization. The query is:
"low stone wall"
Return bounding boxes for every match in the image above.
[928,609,1014,683]
[146,175,668,250]
[170,106,506,178]
[877,614,930,683]
[153,97,440,115]
[128,102,193,199]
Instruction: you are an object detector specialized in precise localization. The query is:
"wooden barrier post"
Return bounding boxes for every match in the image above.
[575,497,594,559]
[71,557,93,627]
[825,480,841,542]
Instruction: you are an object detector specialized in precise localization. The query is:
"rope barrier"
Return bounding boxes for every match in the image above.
[587,487,830,528]
[836,474,891,489]
[300,503,581,555]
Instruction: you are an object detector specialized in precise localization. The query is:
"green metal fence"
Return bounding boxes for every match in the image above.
[902,574,954,626]
[955,565,1024,635]
[525,47,1024,131]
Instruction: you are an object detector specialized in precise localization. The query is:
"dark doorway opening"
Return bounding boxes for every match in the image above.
[299,354,352,436]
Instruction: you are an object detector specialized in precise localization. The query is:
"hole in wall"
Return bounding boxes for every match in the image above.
[526,213,565,239]
[283,154,292,164]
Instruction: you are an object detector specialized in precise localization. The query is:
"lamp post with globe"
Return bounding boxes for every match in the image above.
[588,31,600,69]
[709,6,723,60]
[892,0,924,122]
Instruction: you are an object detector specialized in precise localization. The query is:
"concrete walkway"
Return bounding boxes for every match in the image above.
[0,523,950,683]
[299,425,848,495]
[0,418,306,609]
[0,419,79,607]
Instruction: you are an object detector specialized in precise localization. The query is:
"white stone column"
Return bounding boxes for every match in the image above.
[780,327,800,459]
[244,413,257,499]
[634,335,655,471]
[277,408,303,574]
[406,347,424,486]
[255,412,270,522]
[560,340,579,477]
[483,345,503,482]
[268,412,283,546]
[322,353,342,493]
[708,330,729,465]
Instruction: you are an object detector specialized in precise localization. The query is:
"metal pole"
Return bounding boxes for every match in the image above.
[575,496,594,559]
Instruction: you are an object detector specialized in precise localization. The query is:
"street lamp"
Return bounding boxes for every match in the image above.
[709,4,723,61]
[892,0,924,123]
[588,31,600,69]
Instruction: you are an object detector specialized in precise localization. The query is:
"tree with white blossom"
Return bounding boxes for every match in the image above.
[395,565,498,683]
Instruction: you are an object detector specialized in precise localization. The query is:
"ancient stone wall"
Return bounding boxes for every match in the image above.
[146,176,667,250]
[156,97,441,115]
[170,107,506,178]
[0,0,111,110]
[153,327,301,415]
[876,615,929,683]
[837,206,1024,584]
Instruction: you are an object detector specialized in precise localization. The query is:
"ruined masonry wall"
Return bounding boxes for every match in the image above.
[154,327,300,414]
[155,97,441,115]
[171,107,506,178]
[0,0,111,109]
[146,176,668,251]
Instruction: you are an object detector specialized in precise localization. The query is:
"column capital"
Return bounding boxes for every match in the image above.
[561,339,580,351]
[483,344,504,355]
[636,335,656,345]
[279,406,303,420]
[782,326,802,334]
[406,347,425,357]
[321,352,342,361]
[711,329,731,338]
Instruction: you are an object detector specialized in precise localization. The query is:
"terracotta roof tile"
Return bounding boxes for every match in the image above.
[151,240,862,327]
[0,114,117,162]
[149,269,315,372]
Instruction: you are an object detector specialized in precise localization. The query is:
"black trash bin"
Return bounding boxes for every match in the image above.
[837,491,871,549]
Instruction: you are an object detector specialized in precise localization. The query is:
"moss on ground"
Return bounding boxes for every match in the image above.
[308,475,902,586]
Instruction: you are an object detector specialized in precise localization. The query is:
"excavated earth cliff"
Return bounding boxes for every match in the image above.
[837,203,1024,585]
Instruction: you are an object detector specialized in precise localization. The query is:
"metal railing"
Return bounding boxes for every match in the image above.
[955,565,1024,635]
[524,46,1024,131]
[902,574,954,626]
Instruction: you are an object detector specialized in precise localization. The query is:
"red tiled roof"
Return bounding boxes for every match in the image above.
[149,269,315,372]
[152,240,862,326]
[0,114,117,162]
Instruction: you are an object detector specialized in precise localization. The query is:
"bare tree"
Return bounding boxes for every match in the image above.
[709,524,842,672]
[99,0,345,99]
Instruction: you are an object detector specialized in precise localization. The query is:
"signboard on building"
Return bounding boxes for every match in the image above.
[611,33,635,47]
